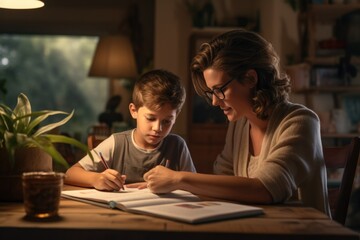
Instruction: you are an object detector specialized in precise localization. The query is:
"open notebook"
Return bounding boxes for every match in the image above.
[61,188,263,224]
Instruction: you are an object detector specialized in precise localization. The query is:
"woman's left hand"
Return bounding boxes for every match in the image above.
[143,165,180,193]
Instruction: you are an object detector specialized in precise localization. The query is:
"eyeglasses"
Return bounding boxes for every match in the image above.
[204,78,235,101]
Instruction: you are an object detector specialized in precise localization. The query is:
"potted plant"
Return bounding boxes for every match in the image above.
[0,93,92,201]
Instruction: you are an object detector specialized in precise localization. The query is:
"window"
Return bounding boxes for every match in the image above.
[0,34,108,142]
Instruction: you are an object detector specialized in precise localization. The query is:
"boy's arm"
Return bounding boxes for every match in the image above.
[65,163,125,191]
[65,163,99,188]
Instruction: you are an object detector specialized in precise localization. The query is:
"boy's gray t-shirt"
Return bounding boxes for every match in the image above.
[79,129,196,183]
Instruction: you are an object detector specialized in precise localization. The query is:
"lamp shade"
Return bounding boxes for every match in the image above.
[89,34,138,79]
[0,0,44,9]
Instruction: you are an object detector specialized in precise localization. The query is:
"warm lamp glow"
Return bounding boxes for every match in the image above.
[89,34,138,79]
[0,0,44,9]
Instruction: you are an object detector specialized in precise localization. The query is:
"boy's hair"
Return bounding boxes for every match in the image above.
[132,69,186,114]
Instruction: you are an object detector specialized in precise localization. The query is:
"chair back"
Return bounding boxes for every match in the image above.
[87,134,107,149]
[323,137,360,225]
[87,125,111,149]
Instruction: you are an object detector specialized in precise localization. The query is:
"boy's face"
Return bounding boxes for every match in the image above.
[129,103,177,149]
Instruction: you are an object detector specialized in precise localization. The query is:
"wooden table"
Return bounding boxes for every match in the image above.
[0,186,359,240]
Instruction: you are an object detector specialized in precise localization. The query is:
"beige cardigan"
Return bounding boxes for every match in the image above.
[214,102,331,216]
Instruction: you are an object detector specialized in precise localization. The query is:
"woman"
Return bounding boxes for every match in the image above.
[143,29,330,216]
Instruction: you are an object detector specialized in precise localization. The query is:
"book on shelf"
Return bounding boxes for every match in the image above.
[61,188,264,224]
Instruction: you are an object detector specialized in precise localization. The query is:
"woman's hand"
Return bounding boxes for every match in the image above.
[125,182,148,189]
[143,165,180,193]
[93,169,126,191]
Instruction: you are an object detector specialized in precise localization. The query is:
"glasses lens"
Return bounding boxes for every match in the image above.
[213,89,224,100]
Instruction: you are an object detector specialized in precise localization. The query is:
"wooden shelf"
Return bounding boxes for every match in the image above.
[322,132,360,138]
[293,86,360,94]
[305,47,360,65]
[309,3,360,22]
[298,3,360,146]
[306,56,344,65]
[191,27,241,34]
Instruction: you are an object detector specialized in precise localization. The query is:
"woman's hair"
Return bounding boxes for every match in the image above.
[132,69,186,114]
[190,29,291,120]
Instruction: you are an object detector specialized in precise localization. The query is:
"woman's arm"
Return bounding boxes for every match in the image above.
[144,166,273,204]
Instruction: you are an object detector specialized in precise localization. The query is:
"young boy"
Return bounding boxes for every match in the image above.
[65,69,196,191]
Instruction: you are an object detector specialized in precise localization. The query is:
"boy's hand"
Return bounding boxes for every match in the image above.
[93,169,126,191]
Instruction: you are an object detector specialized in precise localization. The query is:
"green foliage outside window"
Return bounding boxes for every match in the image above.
[0,35,108,142]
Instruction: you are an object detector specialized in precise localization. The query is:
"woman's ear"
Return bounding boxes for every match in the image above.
[129,103,138,119]
[245,69,258,88]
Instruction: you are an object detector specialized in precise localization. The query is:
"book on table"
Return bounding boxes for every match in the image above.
[61,188,264,224]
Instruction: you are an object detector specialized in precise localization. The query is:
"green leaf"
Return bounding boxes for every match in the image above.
[44,134,93,161]
[1,93,91,170]
[33,110,74,137]
[13,93,31,128]
[0,105,14,133]
[25,110,69,135]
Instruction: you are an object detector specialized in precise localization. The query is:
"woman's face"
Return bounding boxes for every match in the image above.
[203,68,254,122]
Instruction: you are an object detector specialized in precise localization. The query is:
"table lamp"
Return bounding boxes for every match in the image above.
[88,34,138,95]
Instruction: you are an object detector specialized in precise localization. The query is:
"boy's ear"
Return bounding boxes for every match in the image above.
[129,103,138,119]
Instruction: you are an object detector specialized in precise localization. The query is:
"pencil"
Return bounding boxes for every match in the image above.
[94,149,125,191]
[165,159,170,168]
[99,152,110,169]
[93,149,109,169]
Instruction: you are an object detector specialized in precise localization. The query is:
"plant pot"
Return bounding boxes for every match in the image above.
[0,147,52,202]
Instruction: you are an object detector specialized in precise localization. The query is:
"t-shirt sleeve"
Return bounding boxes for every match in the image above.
[177,136,197,173]
[78,135,115,171]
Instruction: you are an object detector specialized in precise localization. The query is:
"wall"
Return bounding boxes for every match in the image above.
[154,0,192,137]
[0,0,300,138]
[154,0,300,138]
